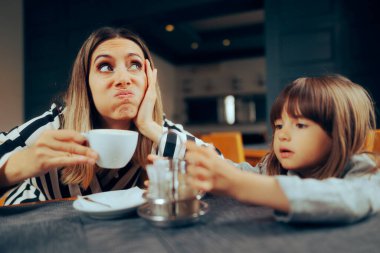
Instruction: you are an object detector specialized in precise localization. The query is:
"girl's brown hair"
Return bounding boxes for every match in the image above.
[265,75,376,179]
[61,27,163,188]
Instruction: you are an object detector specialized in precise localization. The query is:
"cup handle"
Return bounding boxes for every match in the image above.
[81,132,90,146]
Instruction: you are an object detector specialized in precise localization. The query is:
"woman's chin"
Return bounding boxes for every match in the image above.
[106,111,137,124]
[117,106,137,118]
[118,112,137,121]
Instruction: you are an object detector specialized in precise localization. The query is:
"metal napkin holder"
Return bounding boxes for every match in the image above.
[138,130,209,227]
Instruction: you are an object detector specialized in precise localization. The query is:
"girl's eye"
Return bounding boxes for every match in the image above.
[128,62,142,71]
[274,123,283,130]
[296,123,307,129]
[98,63,113,72]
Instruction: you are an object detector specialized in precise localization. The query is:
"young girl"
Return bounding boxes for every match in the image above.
[185,75,380,223]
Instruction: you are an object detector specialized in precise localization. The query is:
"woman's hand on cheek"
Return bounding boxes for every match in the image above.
[134,59,162,144]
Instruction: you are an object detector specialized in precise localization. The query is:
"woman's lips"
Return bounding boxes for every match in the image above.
[115,91,134,98]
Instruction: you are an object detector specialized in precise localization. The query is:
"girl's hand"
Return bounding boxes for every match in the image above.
[185,141,240,195]
[134,59,162,144]
[0,129,98,186]
[185,142,290,211]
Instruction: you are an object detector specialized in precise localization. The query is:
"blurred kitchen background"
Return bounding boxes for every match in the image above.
[1,0,379,146]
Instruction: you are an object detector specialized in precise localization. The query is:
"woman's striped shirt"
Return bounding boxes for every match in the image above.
[0,104,206,205]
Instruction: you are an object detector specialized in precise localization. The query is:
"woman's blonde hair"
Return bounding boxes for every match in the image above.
[61,27,163,188]
[265,75,376,179]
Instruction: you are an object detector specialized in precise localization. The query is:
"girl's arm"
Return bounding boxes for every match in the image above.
[273,154,380,223]
[274,171,380,223]
[186,143,380,223]
[230,172,289,212]
[185,141,290,212]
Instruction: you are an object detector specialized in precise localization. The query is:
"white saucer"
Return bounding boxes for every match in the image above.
[73,187,146,219]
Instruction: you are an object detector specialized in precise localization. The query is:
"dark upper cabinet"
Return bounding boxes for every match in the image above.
[265,0,380,129]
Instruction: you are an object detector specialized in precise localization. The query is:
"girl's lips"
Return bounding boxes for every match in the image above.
[279,148,293,158]
[279,151,293,158]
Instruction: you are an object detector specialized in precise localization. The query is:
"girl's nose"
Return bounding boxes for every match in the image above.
[277,127,291,141]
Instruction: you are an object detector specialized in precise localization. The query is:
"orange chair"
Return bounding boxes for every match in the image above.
[201,131,245,163]
[0,191,9,206]
[374,131,380,154]
[364,129,380,153]
[244,148,269,166]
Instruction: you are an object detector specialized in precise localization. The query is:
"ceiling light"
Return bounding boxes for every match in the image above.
[165,24,175,32]
[191,42,199,50]
[222,39,231,46]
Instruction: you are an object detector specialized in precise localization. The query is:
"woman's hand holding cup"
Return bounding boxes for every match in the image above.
[1,129,98,186]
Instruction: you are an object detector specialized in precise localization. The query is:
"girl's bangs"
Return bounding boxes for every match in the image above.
[270,80,333,134]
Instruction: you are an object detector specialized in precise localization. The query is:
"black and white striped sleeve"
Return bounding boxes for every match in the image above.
[157,118,215,159]
[0,103,63,169]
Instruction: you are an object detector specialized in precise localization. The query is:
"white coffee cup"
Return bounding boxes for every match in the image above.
[83,129,138,169]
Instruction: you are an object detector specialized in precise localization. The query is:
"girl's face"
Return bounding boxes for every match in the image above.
[273,109,332,174]
[89,38,147,129]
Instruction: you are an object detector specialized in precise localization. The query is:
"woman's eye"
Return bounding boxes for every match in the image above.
[274,124,282,130]
[128,62,142,71]
[98,63,113,72]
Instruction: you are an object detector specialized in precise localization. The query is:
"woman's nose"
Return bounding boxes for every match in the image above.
[114,68,131,87]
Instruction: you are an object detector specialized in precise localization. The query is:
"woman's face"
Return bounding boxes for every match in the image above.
[273,109,332,175]
[89,38,147,129]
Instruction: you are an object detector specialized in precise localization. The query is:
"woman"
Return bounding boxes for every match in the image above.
[0,27,205,205]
